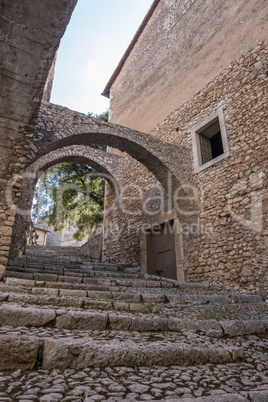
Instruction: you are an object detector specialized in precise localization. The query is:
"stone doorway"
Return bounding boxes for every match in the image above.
[141,210,185,282]
[146,220,177,280]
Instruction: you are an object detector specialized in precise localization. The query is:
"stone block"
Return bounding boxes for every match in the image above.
[142,294,166,303]
[32,287,59,296]
[130,316,168,331]
[197,320,223,337]
[55,311,108,330]
[42,338,240,370]
[249,390,268,402]
[58,276,82,284]
[0,304,56,327]
[0,335,40,370]
[243,320,266,335]
[220,320,246,336]
[168,318,198,333]
[59,289,87,298]
[84,300,113,310]
[109,313,132,330]
[34,273,59,282]
[5,277,36,287]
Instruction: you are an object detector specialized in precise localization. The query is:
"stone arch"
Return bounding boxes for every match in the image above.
[29,103,193,199]
[9,145,123,259]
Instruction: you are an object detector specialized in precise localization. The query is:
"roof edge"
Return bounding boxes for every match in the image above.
[101,0,161,98]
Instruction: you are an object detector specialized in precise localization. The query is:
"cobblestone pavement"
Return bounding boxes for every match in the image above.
[0,335,267,402]
[2,247,267,401]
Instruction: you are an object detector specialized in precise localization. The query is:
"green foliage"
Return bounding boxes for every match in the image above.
[32,162,104,241]
[32,111,110,241]
[87,110,109,151]
[88,110,109,122]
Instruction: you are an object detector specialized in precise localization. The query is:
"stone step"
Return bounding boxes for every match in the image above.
[4,274,173,288]
[7,260,122,269]
[3,277,265,305]
[0,328,245,371]
[5,269,141,281]
[0,302,267,338]
[1,278,265,307]
[7,259,139,273]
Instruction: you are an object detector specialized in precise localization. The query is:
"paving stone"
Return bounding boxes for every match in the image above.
[0,304,56,327]
[249,390,268,402]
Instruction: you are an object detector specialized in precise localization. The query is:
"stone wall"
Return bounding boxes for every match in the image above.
[0,0,77,279]
[81,228,103,261]
[107,42,268,293]
[34,221,86,248]
[109,0,268,133]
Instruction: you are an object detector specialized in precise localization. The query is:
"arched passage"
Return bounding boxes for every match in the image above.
[9,146,123,259]
[29,103,193,197]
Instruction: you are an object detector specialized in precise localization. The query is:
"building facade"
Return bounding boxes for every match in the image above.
[101,0,268,293]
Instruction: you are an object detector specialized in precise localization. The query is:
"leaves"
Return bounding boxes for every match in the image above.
[32,162,104,241]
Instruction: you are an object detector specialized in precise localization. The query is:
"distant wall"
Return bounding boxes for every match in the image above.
[81,232,103,261]
[109,0,268,133]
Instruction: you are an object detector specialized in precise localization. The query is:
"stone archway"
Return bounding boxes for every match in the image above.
[9,146,123,260]
[29,103,193,198]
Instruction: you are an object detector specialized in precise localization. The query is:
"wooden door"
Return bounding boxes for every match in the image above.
[146,220,177,280]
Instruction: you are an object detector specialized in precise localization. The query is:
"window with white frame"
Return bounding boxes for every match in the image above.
[191,108,230,173]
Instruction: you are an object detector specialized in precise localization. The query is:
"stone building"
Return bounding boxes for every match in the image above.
[101,0,268,293]
[0,0,267,294]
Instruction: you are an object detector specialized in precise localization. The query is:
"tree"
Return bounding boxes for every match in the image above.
[88,110,109,122]
[87,110,109,151]
[32,162,104,241]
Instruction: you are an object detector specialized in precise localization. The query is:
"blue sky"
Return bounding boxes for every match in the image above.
[50,0,153,115]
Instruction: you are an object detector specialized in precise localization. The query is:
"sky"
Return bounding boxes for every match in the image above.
[50,0,153,115]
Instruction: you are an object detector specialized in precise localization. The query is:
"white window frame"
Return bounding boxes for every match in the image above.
[191,107,230,173]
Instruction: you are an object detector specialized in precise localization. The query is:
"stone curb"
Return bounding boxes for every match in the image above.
[42,337,243,370]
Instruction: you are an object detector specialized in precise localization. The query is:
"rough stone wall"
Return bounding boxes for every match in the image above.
[108,42,268,293]
[81,229,103,260]
[0,0,77,278]
[109,0,268,133]
[102,156,160,265]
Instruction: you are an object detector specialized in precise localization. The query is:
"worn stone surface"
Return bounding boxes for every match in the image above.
[0,245,267,399]
[0,335,39,370]
[0,304,56,327]
[0,356,267,400]
[42,337,237,370]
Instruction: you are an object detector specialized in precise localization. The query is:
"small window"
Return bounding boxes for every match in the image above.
[191,108,230,173]
[198,118,223,164]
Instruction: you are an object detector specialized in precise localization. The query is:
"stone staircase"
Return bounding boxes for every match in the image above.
[0,246,267,401]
